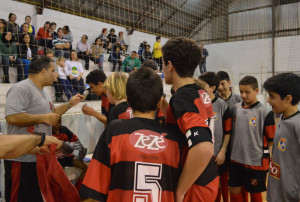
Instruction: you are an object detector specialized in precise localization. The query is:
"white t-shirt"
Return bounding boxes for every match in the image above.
[57,65,68,80]
[66,60,84,77]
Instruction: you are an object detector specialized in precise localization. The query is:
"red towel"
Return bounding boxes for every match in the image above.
[36,145,80,202]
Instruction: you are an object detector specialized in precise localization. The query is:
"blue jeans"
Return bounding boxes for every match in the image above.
[68,77,85,94]
[199,62,206,74]
[21,59,31,79]
[2,57,23,83]
[60,78,76,99]
[55,49,70,59]
[91,54,104,71]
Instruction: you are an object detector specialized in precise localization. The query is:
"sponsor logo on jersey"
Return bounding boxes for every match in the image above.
[198,89,213,117]
[251,178,258,186]
[269,157,280,179]
[278,138,287,151]
[129,130,168,154]
[249,117,256,126]
[212,112,218,121]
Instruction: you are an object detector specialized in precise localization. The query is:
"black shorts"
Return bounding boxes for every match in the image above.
[228,161,267,193]
[5,160,43,202]
[58,156,74,168]
[218,161,229,175]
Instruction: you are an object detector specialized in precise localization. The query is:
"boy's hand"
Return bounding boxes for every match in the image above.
[215,151,225,166]
[82,105,96,116]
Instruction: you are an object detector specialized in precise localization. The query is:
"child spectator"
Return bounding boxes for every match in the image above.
[18,34,38,79]
[263,73,300,202]
[153,36,162,71]
[76,34,91,70]
[36,21,52,50]
[90,37,104,71]
[57,57,77,100]
[20,16,35,36]
[116,31,127,54]
[0,31,23,83]
[53,27,71,58]
[107,28,117,46]
[80,67,180,202]
[162,37,219,201]
[122,51,141,72]
[142,44,152,63]
[229,76,275,202]
[99,28,111,52]
[82,70,111,125]
[66,50,85,94]
[217,71,242,109]
[198,72,232,202]
[104,72,132,124]
[52,118,87,191]
[111,45,122,72]
[7,13,19,42]
[138,40,147,59]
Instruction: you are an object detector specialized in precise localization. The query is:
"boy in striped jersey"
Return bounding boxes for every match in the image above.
[263,73,300,202]
[80,67,180,202]
[198,72,232,202]
[229,76,276,202]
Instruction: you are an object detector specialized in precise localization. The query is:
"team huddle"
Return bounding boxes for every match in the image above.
[4,37,300,202]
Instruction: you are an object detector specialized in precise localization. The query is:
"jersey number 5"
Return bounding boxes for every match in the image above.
[133,162,162,202]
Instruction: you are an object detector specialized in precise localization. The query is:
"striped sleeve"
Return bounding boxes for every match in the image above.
[80,128,111,201]
[222,106,232,135]
[263,111,276,141]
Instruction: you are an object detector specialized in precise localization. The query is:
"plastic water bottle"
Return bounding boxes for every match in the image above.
[83,103,91,122]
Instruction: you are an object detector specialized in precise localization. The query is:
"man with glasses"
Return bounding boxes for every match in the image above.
[76,34,91,70]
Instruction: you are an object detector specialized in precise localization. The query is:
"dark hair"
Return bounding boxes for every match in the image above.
[217,71,230,82]
[239,76,258,90]
[156,36,161,41]
[29,56,52,74]
[198,72,220,93]
[57,28,63,33]
[263,73,300,106]
[82,34,88,40]
[1,32,12,45]
[0,19,7,27]
[132,51,137,54]
[8,13,16,21]
[94,37,101,44]
[142,60,158,71]
[162,37,201,78]
[21,23,29,28]
[50,22,56,26]
[44,21,50,28]
[146,44,151,48]
[110,28,115,32]
[127,67,163,113]
[86,70,107,85]
[63,25,70,32]
[25,16,31,20]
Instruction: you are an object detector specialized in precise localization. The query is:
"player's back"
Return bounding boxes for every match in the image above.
[81,117,180,202]
[107,101,132,124]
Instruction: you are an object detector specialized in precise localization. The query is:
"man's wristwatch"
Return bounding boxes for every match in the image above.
[36,132,46,146]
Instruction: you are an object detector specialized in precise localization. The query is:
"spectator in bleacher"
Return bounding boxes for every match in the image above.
[18,34,38,79]
[7,13,19,42]
[0,19,7,39]
[48,22,57,49]
[67,50,85,94]
[17,23,35,45]
[111,45,122,72]
[142,44,152,63]
[99,28,111,52]
[56,56,76,100]
[122,51,141,73]
[36,21,52,51]
[199,43,209,74]
[153,36,162,71]
[117,31,127,55]
[20,16,35,36]
[138,40,147,59]
[76,34,91,70]
[53,27,71,59]
[91,37,104,71]
[0,32,23,83]
[107,28,117,47]
[62,25,73,44]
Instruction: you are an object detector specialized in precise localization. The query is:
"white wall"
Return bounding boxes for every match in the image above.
[0,0,168,52]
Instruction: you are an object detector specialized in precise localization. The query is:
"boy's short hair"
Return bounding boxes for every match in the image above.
[217,71,230,81]
[86,70,107,85]
[162,37,201,78]
[104,72,128,100]
[263,73,300,106]
[127,67,163,113]
[198,72,220,93]
[141,60,158,71]
[239,75,258,90]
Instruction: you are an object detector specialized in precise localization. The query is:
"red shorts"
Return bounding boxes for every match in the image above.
[184,176,219,202]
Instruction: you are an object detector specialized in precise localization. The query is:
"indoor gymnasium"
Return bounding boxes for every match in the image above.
[0,0,299,201]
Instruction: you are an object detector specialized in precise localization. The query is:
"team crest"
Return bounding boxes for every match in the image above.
[212,112,218,121]
[278,138,287,151]
[249,117,256,126]
[251,178,258,186]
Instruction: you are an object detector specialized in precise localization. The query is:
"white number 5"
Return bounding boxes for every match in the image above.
[133,162,162,202]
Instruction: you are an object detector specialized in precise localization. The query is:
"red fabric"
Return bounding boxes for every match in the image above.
[216,187,222,202]
[250,192,262,202]
[10,162,22,202]
[230,192,243,202]
[220,170,229,202]
[75,179,83,192]
[36,27,50,40]
[36,145,80,202]
[242,187,249,202]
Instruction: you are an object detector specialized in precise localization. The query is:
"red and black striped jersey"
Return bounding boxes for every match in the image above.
[166,83,218,186]
[52,126,78,142]
[155,108,166,124]
[101,94,114,117]
[80,118,180,202]
[107,101,133,124]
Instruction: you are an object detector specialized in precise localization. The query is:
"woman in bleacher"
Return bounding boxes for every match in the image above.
[18,34,38,79]
[6,13,19,42]
[0,32,23,83]
[117,31,128,55]
[36,21,52,52]
[99,28,111,52]
[91,37,104,71]
[66,50,85,94]
[62,25,73,47]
